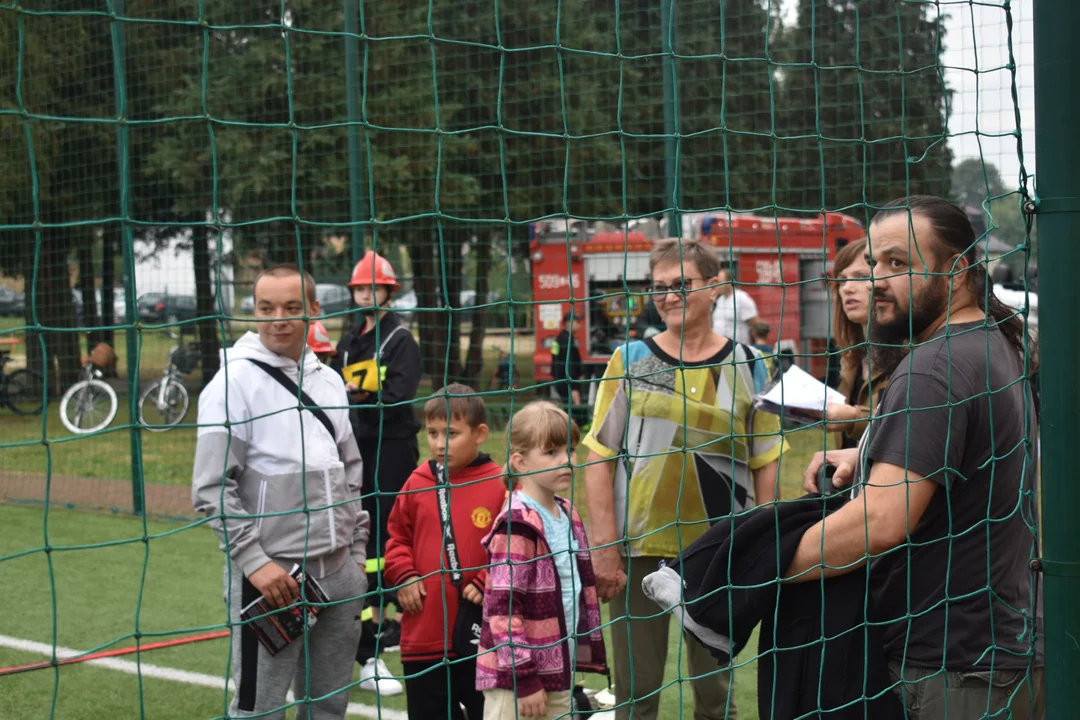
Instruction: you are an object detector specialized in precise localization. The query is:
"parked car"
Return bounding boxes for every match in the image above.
[316,284,351,317]
[71,288,127,326]
[137,293,199,324]
[72,289,85,326]
[105,290,127,322]
[390,288,417,323]
[0,287,25,317]
[994,283,1039,331]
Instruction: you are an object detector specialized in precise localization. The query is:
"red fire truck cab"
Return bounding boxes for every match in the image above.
[530,212,866,388]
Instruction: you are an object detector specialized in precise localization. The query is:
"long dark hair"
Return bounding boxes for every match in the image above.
[830,238,869,365]
[873,195,1038,373]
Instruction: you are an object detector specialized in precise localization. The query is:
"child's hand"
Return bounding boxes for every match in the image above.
[518,689,547,718]
[397,578,426,614]
[462,584,483,605]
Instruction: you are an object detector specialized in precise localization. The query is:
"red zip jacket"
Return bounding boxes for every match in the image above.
[384,454,508,661]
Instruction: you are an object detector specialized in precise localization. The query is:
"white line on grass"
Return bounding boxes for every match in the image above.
[0,634,407,720]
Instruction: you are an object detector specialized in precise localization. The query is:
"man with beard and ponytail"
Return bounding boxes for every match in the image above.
[791,196,1043,719]
[331,250,421,696]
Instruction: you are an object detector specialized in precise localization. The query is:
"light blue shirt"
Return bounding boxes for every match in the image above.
[517,492,581,641]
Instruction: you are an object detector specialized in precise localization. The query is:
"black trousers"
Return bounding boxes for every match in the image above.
[358,433,419,565]
[356,433,419,663]
[402,658,484,720]
[553,379,590,427]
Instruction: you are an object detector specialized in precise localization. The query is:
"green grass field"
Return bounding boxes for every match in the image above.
[0,503,781,720]
[0,333,532,490]
[1,320,835,718]
[0,425,827,719]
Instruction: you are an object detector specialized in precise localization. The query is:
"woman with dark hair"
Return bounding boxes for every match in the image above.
[822,239,890,447]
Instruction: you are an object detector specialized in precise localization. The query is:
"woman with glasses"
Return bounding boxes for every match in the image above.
[581,238,788,720]
[823,239,891,448]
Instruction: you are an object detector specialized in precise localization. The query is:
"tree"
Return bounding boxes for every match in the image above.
[952,157,1006,208]
[951,157,1034,262]
[1,2,213,390]
[775,0,953,215]
[146,0,364,384]
[0,8,118,391]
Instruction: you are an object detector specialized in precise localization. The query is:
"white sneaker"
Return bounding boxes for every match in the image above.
[358,658,403,696]
[594,685,616,708]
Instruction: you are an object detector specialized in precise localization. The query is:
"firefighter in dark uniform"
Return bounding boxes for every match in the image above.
[551,312,589,428]
[331,250,420,695]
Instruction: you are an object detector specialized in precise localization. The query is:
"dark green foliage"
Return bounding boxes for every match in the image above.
[775,0,954,216]
[1,0,960,385]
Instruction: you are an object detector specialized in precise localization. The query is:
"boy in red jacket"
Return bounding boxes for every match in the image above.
[385,383,508,720]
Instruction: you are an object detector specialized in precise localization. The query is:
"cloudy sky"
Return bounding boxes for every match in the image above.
[941,0,1034,188]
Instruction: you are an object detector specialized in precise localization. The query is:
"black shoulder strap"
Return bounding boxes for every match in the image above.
[434,462,463,587]
[246,359,339,452]
[735,341,758,380]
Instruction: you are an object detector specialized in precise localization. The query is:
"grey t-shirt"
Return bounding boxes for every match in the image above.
[857,321,1039,669]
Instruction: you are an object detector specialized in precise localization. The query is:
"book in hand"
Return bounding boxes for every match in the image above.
[239,564,330,657]
[753,363,847,427]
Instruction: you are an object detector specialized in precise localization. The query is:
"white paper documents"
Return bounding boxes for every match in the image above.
[754,363,846,426]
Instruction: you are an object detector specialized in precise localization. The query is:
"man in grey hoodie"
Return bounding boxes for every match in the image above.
[193,264,370,719]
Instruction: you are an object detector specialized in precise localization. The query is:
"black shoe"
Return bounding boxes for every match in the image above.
[376,618,401,653]
[356,619,380,664]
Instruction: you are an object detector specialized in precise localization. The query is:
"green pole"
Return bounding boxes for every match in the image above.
[344,0,366,265]
[109,0,144,515]
[660,0,679,237]
[1033,0,1080,714]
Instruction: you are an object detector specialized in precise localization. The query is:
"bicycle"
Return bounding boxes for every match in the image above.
[59,349,119,434]
[138,330,196,431]
[0,345,44,416]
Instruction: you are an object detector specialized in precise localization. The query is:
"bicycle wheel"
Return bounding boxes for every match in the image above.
[6,369,44,416]
[138,377,189,431]
[59,379,118,435]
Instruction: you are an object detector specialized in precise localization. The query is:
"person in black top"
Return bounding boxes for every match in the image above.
[331,251,421,696]
[550,312,589,428]
[790,196,1043,719]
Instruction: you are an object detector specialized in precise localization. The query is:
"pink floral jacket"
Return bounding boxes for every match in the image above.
[476,492,608,695]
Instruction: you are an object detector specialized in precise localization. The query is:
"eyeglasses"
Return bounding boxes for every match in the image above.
[649,278,705,295]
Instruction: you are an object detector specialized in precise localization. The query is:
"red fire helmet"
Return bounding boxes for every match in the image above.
[306,320,337,355]
[348,250,401,292]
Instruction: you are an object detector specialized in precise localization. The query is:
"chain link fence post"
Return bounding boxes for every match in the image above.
[1033,0,1080,714]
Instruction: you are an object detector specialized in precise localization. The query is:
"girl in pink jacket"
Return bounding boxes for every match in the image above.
[476,402,607,720]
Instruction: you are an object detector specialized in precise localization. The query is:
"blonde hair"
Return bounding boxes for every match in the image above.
[509,401,581,460]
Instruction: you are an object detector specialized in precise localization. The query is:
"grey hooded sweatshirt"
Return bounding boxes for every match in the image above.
[192,332,369,579]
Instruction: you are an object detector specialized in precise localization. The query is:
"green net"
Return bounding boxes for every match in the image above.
[0,0,1043,718]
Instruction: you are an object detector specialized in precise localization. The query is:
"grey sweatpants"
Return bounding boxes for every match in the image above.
[226,557,367,719]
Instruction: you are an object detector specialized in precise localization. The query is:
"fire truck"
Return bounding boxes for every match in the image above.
[529,212,866,389]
